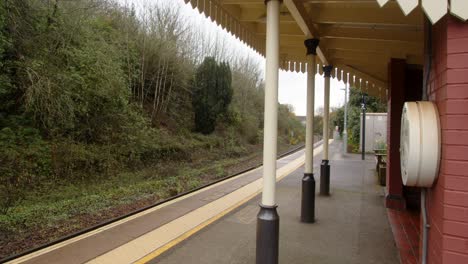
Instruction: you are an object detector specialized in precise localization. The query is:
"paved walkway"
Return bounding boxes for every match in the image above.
[150,141,399,264]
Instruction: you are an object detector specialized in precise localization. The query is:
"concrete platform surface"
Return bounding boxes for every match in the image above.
[149,141,399,264]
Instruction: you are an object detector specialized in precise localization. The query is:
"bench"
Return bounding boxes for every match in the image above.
[374,151,387,186]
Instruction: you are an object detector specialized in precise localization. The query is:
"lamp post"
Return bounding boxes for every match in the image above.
[341,84,348,154]
[361,94,367,160]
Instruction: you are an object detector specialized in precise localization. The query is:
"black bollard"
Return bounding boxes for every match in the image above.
[320,160,330,196]
[301,173,316,223]
[256,204,279,264]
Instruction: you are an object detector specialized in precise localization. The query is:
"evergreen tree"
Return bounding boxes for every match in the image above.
[217,61,233,114]
[192,57,232,134]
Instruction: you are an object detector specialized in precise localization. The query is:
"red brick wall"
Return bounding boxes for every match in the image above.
[427,17,468,264]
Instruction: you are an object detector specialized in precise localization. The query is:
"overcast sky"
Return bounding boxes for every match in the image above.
[118,0,345,116]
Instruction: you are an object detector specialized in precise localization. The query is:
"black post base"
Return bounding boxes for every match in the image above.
[301,173,315,223]
[320,160,330,196]
[256,204,279,264]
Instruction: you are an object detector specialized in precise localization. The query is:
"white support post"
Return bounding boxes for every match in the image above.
[256,1,280,263]
[305,51,317,174]
[261,0,280,208]
[320,65,333,196]
[301,38,319,223]
[323,69,331,160]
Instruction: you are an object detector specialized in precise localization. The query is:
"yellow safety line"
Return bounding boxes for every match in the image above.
[134,191,261,264]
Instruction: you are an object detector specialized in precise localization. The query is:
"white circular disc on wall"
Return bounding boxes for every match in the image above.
[400,101,441,187]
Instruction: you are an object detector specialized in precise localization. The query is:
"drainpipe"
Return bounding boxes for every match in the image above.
[421,188,429,264]
[320,65,333,196]
[256,0,280,263]
[301,38,319,223]
[420,17,433,264]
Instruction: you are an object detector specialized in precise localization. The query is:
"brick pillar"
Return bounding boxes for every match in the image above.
[403,66,423,210]
[385,58,406,210]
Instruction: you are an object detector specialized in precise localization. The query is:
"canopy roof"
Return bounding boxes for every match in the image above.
[183,0,465,98]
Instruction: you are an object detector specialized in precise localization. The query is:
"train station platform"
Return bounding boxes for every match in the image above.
[147,140,398,264]
[7,140,399,264]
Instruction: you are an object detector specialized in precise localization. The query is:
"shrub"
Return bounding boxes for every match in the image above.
[50,141,120,181]
[0,127,51,214]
